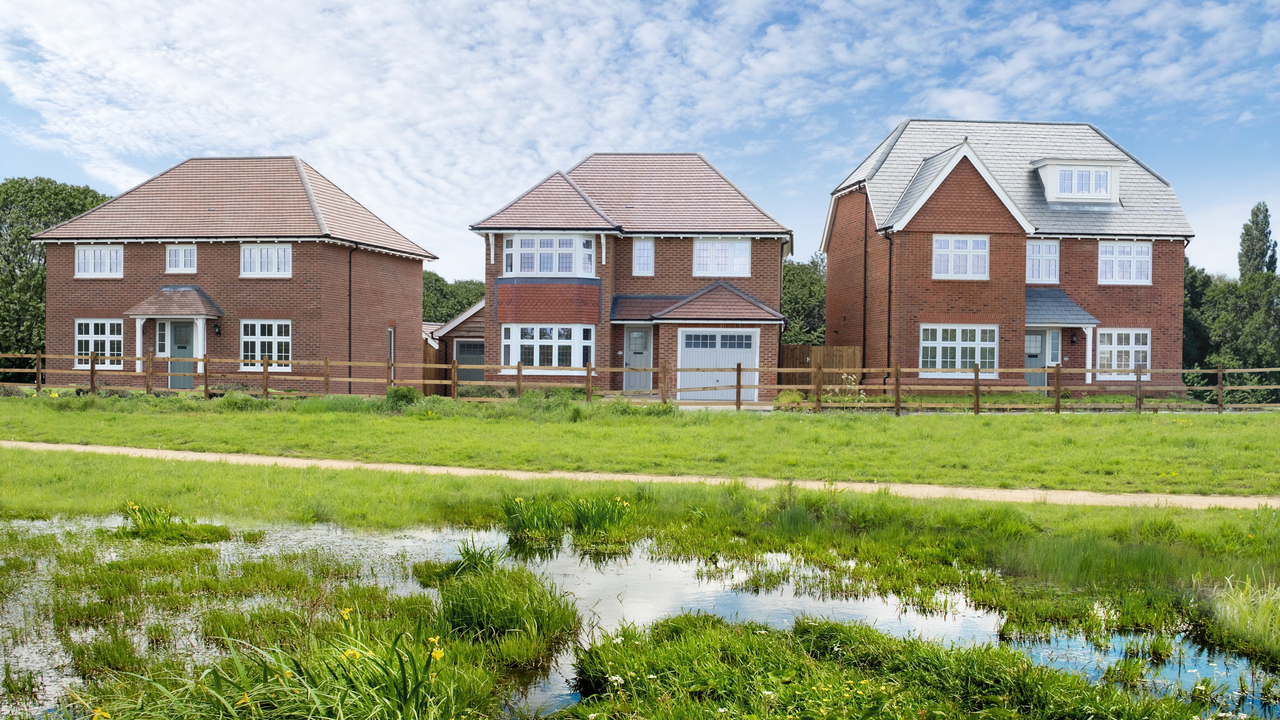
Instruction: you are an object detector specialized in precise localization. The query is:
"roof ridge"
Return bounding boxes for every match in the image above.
[559,172,618,226]
[692,153,792,235]
[294,156,329,236]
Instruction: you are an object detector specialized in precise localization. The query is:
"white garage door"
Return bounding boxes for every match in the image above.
[677,329,759,401]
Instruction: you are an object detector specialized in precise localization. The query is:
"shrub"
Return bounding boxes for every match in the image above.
[386,385,423,408]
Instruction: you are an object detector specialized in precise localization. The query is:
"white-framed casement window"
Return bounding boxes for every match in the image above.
[500,324,594,373]
[1026,241,1059,283]
[692,239,751,277]
[240,244,292,278]
[1048,330,1061,365]
[919,324,998,378]
[74,320,124,368]
[503,235,595,278]
[932,235,989,280]
[74,245,123,279]
[156,321,168,356]
[632,239,654,276]
[1098,241,1152,285]
[1096,329,1150,380]
[166,245,197,273]
[1057,167,1111,198]
[240,320,292,371]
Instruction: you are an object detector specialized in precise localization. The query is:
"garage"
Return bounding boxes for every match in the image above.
[677,328,759,401]
[454,340,485,382]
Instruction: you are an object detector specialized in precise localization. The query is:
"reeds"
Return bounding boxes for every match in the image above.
[116,501,231,544]
[500,496,564,545]
[438,565,580,643]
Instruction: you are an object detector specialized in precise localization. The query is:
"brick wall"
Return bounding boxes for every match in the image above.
[612,236,783,304]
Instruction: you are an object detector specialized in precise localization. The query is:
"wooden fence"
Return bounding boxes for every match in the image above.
[779,345,863,389]
[0,353,1276,413]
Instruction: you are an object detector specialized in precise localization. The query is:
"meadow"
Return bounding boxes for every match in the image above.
[3,392,1280,496]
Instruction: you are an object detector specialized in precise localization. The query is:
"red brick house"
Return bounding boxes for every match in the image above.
[468,153,792,400]
[821,120,1193,390]
[34,156,435,393]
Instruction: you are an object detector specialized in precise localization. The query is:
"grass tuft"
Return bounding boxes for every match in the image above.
[115,501,232,544]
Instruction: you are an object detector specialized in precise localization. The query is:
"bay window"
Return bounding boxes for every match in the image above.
[501,324,595,373]
[1098,241,1151,285]
[919,324,998,378]
[1026,241,1059,283]
[503,235,595,278]
[932,235,989,280]
[240,320,292,371]
[75,320,124,368]
[1096,329,1150,380]
[693,239,750,277]
[75,245,123,279]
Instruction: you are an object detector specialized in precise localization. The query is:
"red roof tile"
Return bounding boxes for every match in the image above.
[651,282,784,321]
[473,171,617,231]
[611,295,687,321]
[124,285,224,317]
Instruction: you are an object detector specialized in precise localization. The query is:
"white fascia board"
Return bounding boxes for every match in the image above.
[887,142,1036,235]
[818,184,862,253]
[1029,157,1126,169]
[651,319,784,325]
[434,298,486,337]
[1025,322,1097,329]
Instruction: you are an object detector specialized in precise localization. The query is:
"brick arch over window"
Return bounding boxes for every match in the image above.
[903,157,1027,236]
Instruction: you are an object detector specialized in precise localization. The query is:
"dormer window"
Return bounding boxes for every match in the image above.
[1057,168,1110,197]
[1031,158,1120,203]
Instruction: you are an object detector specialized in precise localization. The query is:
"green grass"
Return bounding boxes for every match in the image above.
[4,395,1280,495]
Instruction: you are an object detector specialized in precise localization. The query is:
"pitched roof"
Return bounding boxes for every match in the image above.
[650,281,785,322]
[124,285,224,318]
[35,157,434,259]
[882,141,1034,233]
[433,298,485,338]
[472,154,791,236]
[1025,287,1100,326]
[826,120,1193,243]
[472,171,617,231]
[611,295,687,322]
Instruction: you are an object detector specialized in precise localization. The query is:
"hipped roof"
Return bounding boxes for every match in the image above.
[124,285,224,318]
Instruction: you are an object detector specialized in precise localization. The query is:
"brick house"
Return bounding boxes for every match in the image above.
[821,120,1193,391]
[468,153,792,400]
[34,156,434,393]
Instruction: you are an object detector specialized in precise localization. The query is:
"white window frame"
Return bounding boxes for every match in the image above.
[1026,240,1059,284]
[74,245,123,279]
[500,323,595,375]
[1054,166,1114,201]
[239,243,292,278]
[1096,328,1151,381]
[632,238,654,277]
[502,234,596,279]
[918,324,999,379]
[239,319,292,371]
[692,239,751,278]
[165,244,197,274]
[1097,241,1152,286]
[156,320,169,357]
[74,319,124,368]
[931,235,989,281]
[1048,329,1061,366]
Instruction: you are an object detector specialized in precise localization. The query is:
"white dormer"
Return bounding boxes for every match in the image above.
[1030,158,1123,204]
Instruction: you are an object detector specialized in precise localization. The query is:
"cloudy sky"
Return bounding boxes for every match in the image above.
[2,0,1278,280]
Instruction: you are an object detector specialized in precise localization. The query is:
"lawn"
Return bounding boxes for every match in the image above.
[2,393,1279,496]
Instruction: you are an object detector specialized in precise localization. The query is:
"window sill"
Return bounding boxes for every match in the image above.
[165,269,198,275]
[73,275,123,280]
[498,369,592,376]
[930,276,990,281]
[692,273,751,279]
[239,366,292,372]
[239,275,293,280]
[1026,279,1059,285]
[1096,373,1151,381]
[920,372,999,379]
[1097,281,1153,286]
[500,274,598,280]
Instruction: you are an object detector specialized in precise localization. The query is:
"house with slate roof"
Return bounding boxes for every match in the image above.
[820,120,1193,391]
[34,156,435,393]
[468,153,792,400]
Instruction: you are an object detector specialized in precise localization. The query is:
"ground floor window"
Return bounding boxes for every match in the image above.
[1097,329,1150,379]
[240,320,292,371]
[75,320,123,368]
[919,324,998,378]
[501,324,594,372]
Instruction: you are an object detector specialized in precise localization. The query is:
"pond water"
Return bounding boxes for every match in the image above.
[1,519,1276,717]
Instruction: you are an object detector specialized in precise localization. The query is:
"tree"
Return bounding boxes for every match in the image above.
[1182,258,1215,369]
[422,271,485,323]
[780,253,825,345]
[0,177,111,370]
[1237,201,1275,278]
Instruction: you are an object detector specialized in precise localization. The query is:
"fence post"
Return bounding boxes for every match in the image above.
[973,364,980,416]
[1217,363,1224,413]
[262,361,269,399]
[660,363,668,404]
[736,362,742,411]
[1053,365,1061,415]
[451,360,458,399]
[145,353,152,394]
[203,353,210,400]
[585,361,593,402]
[324,357,330,395]
[516,361,523,398]
[89,351,97,394]
[812,354,823,411]
[35,351,42,393]
[1135,370,1143,414]
[387,356,394,391]
[893,364,901,417]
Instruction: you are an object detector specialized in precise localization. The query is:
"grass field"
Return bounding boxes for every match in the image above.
[2,393,1280,496]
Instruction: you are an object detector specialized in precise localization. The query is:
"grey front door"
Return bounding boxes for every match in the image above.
[455,341,485,382]
[623,327,652,391]
[169,321,194,389]
[1024,331,1046,387]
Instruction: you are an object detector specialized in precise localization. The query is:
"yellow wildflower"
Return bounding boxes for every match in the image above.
[431,648,445,661]
[237,693,251,706]
[428,636,440,645]
[92,709,111,719]
[284,670,293,678]
[340,608,352,620]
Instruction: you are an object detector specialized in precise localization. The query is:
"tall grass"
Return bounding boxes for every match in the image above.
[438,565,579,643]
[500,496,563,545]
[1196,574,1280,666]
[566,495,633,551]
[116,501,231,544]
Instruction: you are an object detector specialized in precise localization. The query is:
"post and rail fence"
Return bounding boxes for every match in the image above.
[2,352,1278,413]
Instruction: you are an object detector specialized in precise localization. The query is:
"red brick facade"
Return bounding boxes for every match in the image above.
[826,157,1185,393]
[44,240,424,394]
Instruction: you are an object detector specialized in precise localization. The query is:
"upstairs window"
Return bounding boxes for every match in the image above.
[240,244,292,278]
[1026,241,1059,283]
[932,235,989,280]
[504,235,595,278]
[1055,166,1113,199]
[693,239,750,277]
[166,245,197,273]
[1098,241,1152,285]
[75,245,123,279]
[633,239,654,276]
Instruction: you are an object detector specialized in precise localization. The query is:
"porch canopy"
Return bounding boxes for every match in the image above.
[124,285,224,372]
[1025,287,1100,383]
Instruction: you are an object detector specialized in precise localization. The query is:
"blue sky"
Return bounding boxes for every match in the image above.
[1,0,1277,280]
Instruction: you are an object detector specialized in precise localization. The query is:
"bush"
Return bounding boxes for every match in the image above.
[386,385,423,408]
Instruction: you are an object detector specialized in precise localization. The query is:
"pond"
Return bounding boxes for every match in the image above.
[0,519,1275,716]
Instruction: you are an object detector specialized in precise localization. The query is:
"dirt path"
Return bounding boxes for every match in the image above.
[4,439,1277,510]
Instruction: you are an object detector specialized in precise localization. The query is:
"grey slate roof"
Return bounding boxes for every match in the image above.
[1025,288,1100,326]
[836,120,1193,238]
[882,143,962,229]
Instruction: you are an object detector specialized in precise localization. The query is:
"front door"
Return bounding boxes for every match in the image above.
[1024,331,1046,387]
[169,321,194,390]
[623,326,652,391]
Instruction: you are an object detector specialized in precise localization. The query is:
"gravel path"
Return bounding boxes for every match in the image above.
[4,439,1276,510]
